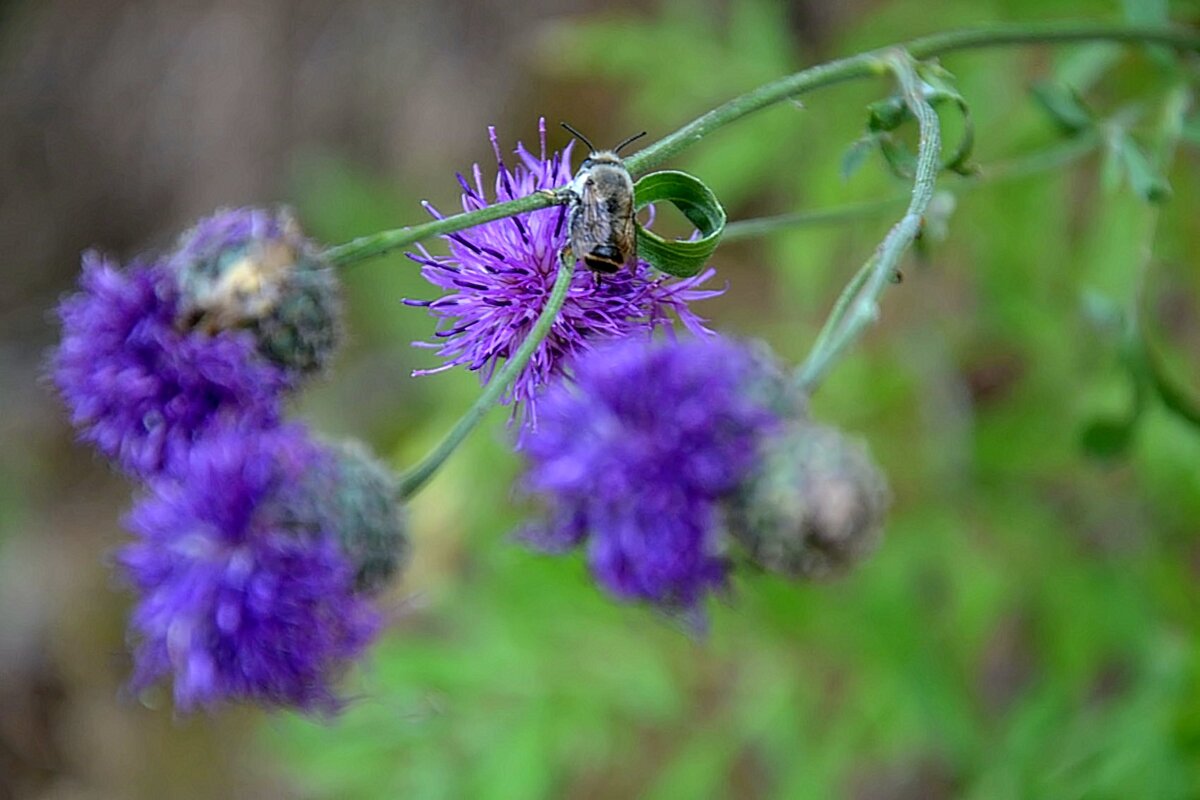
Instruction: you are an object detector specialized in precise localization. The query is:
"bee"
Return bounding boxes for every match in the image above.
[560,123,646,275]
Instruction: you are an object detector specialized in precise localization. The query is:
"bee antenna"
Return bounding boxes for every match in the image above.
[613,130,647,154]
[560,122,596,152]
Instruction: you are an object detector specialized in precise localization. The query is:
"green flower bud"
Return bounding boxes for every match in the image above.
[288,439,409,594]
[730,422,889,579]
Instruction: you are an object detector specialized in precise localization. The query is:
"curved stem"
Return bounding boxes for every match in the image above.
[795,50,943,392]
[397,254,578,499]
[722,130,1102,241]
[625,23,1198,176]
[322,23,1198,268]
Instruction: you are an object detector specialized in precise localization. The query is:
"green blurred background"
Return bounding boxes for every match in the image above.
[2,0,1199,797]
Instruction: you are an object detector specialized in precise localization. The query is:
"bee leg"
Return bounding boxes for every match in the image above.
[539,188,571,205]
[592,271,604,289]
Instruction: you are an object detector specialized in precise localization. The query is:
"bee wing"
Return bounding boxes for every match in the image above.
[575,180,616,244]
[615,194,637,269]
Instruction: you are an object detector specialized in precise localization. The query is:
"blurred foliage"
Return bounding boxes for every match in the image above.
[268,0,1200,798]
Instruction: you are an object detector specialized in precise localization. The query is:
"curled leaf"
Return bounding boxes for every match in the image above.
[633,170,726,278]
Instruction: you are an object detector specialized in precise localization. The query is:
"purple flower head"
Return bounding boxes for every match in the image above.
[169,207,342,377]
[52,252,288,478]
[119,425,381,713]
[519,337,785,616]
[406,119,723,428]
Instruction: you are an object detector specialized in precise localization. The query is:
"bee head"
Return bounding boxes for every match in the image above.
[561,123,647,160]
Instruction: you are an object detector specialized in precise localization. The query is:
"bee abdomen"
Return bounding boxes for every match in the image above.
[583,245,623,273]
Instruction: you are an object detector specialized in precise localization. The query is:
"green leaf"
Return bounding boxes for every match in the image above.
[1182,113,1200,148]
[867,96,908,132]
[1052,44,1123,93]
[1141,339,1200,430]
[1030,81,1094,135]
[1080,416,1138,460]
[861,62,976,178]
[1117,135,1172,203]
[1079,288,1127,335]
[840,134,878,181]
[633,170,726,278]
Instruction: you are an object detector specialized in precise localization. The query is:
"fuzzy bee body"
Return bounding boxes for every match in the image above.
[561,125,646,275]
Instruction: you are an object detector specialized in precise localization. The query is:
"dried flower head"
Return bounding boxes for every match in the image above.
[170,207,342,376]
[119,425,382,713]
[52,253,287,478]
[729,421,889,579]
[519,337,785,617]
[405,119,722,428]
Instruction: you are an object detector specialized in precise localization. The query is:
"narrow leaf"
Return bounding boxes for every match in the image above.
[1118,136,1172,203]
[1030,81,1094,135]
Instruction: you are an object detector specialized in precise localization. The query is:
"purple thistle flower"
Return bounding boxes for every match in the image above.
[118,425,381,713]
[405,119,723,428]
[52,252,288,478]
[519,337,784,616]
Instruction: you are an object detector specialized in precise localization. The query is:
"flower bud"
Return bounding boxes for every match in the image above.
[729,422,889,579]
[309,440,410,594]
[170,207,341,376]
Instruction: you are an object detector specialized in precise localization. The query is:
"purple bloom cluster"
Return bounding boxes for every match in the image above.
[53,252,287,478]
[120,426,379,712]
[520,337,784,617]
[406,119,723,428]
[52,208,400,713]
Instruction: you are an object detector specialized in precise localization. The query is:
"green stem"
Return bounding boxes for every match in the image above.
[722,200,902,242]
[722,130,1102,241]
[397,254,578,499]
[625,22,1199,175]
[805,255,877,361]
[795,50,943,392]
[325,192,559,268]
[323,23,1198,268]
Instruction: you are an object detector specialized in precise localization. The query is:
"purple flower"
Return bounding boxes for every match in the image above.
[52,252,288,478]
[169,207,292,273]
[405,119,723,428]
[519,337,784,616]
[119,425,381,713]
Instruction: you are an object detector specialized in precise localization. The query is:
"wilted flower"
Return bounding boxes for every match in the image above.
[729,421,889,579]
[519,337,785,617]
[405,119,722,428]
[53,253,287,478]
[170,207,342,376]
[119,425,388,713]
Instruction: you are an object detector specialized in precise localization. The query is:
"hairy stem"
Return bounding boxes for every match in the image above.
[795,51,943,392]
[397,254,577,499]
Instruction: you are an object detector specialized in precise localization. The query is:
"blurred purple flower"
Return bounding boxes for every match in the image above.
[52,253,287,478]
[519,337,783,617]
[405,119,723,428]
[168,206,291,273]
[119,425,380,713]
